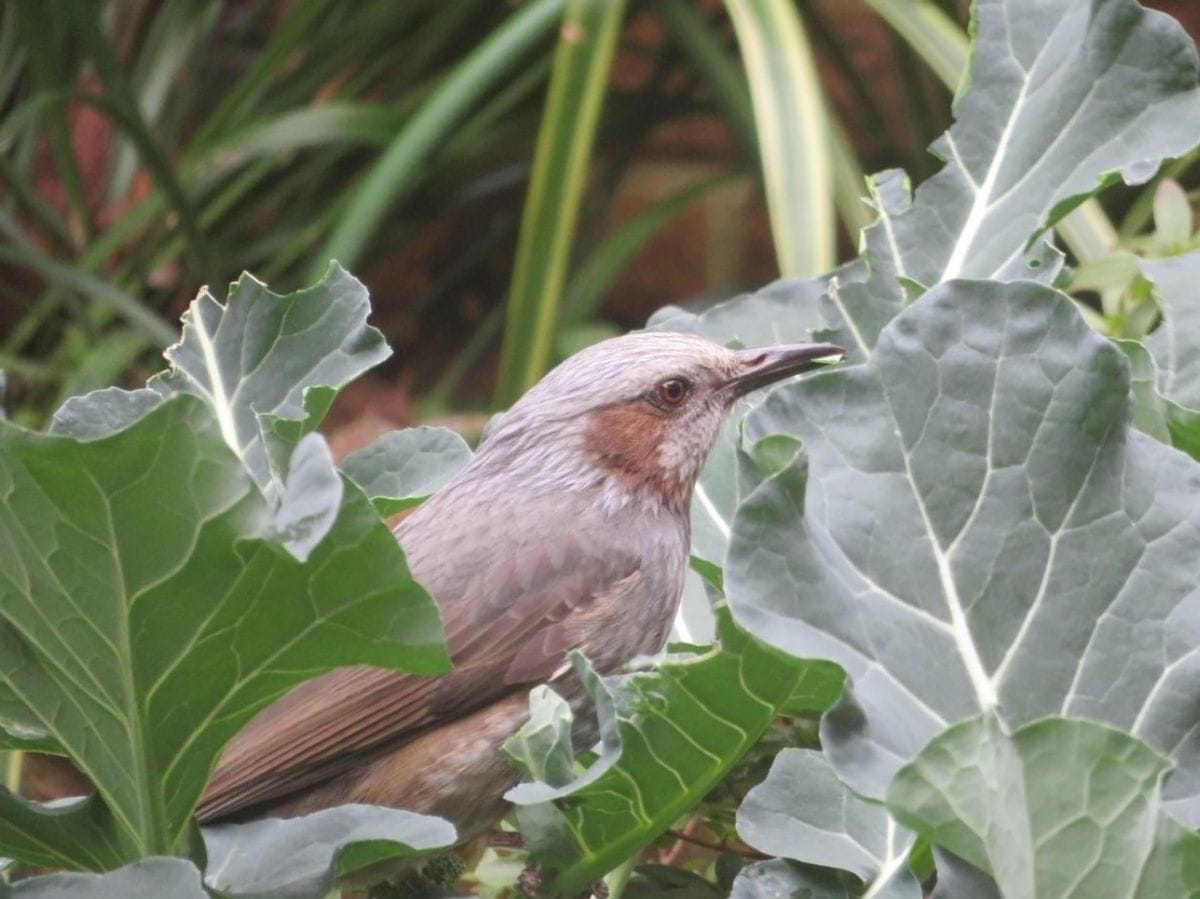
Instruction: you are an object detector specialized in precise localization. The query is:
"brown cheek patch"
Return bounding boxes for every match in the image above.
[583,402,667,483]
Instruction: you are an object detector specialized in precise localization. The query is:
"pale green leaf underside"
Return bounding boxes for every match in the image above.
[737,749,919,896]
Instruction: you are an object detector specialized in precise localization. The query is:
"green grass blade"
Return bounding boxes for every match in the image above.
[12,1,91,244]
[862,0,967,90]
[3,751,17,791]
[215,102,400,159]
[313,0,566,283]
[190,0,337,147]
[562,170,742,323]
[0,214,174,347]
[724,0,836,277]
[108,0,221,201]
[493,0,629,406]
[662,3,871,246]
[658,0,756,154]
[830,123,873,240]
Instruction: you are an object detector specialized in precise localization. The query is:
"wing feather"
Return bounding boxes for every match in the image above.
[196,489,643,822]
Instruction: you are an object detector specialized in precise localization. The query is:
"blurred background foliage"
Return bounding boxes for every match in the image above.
[3,1,1200,892]
[0,0,1197,436]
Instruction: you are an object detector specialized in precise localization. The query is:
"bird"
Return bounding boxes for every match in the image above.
[196,330,842,843]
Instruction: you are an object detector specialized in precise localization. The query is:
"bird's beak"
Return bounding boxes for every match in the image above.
[724,342,845,398]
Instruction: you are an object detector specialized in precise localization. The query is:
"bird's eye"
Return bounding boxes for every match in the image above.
[655,377,690,407]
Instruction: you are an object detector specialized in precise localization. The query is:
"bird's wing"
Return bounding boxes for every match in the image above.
[196,495,646,823]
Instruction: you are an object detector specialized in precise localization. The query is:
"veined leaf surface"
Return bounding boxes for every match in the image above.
[729,281,1200,833]
[825,0,1200,357]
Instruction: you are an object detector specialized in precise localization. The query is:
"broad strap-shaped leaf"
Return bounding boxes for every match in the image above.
[737,749,919,897]
[0,396,448,864]
[725,0,836,277]
[202,804,456,898]
[825,0,1200,354]
[340,426,473,516]
[50,263,389,490]
[505,606,844,898]
[0,857,209,898]
[888,713,1200,899]
[728,281,1200,828]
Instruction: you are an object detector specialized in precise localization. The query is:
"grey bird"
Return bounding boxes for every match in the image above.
[196,331,842,840]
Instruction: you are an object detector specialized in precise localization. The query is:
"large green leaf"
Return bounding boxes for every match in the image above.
[340,426,473,516]
[888,713,1200,899]
[0,857,208,899]
[505,607,844,897]
[1116,340,1200,461]
[0,397,448,864]
[50,263,389,492]
[0,264,455,874]
[202,804,456,898]
[824,0,1200,356]
[737,749,919,897]
[728,280,1200,829]
[730,859,859,899]
[862,0,1120,269]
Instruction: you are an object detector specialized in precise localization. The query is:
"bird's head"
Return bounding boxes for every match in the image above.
[475,331,843,515]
